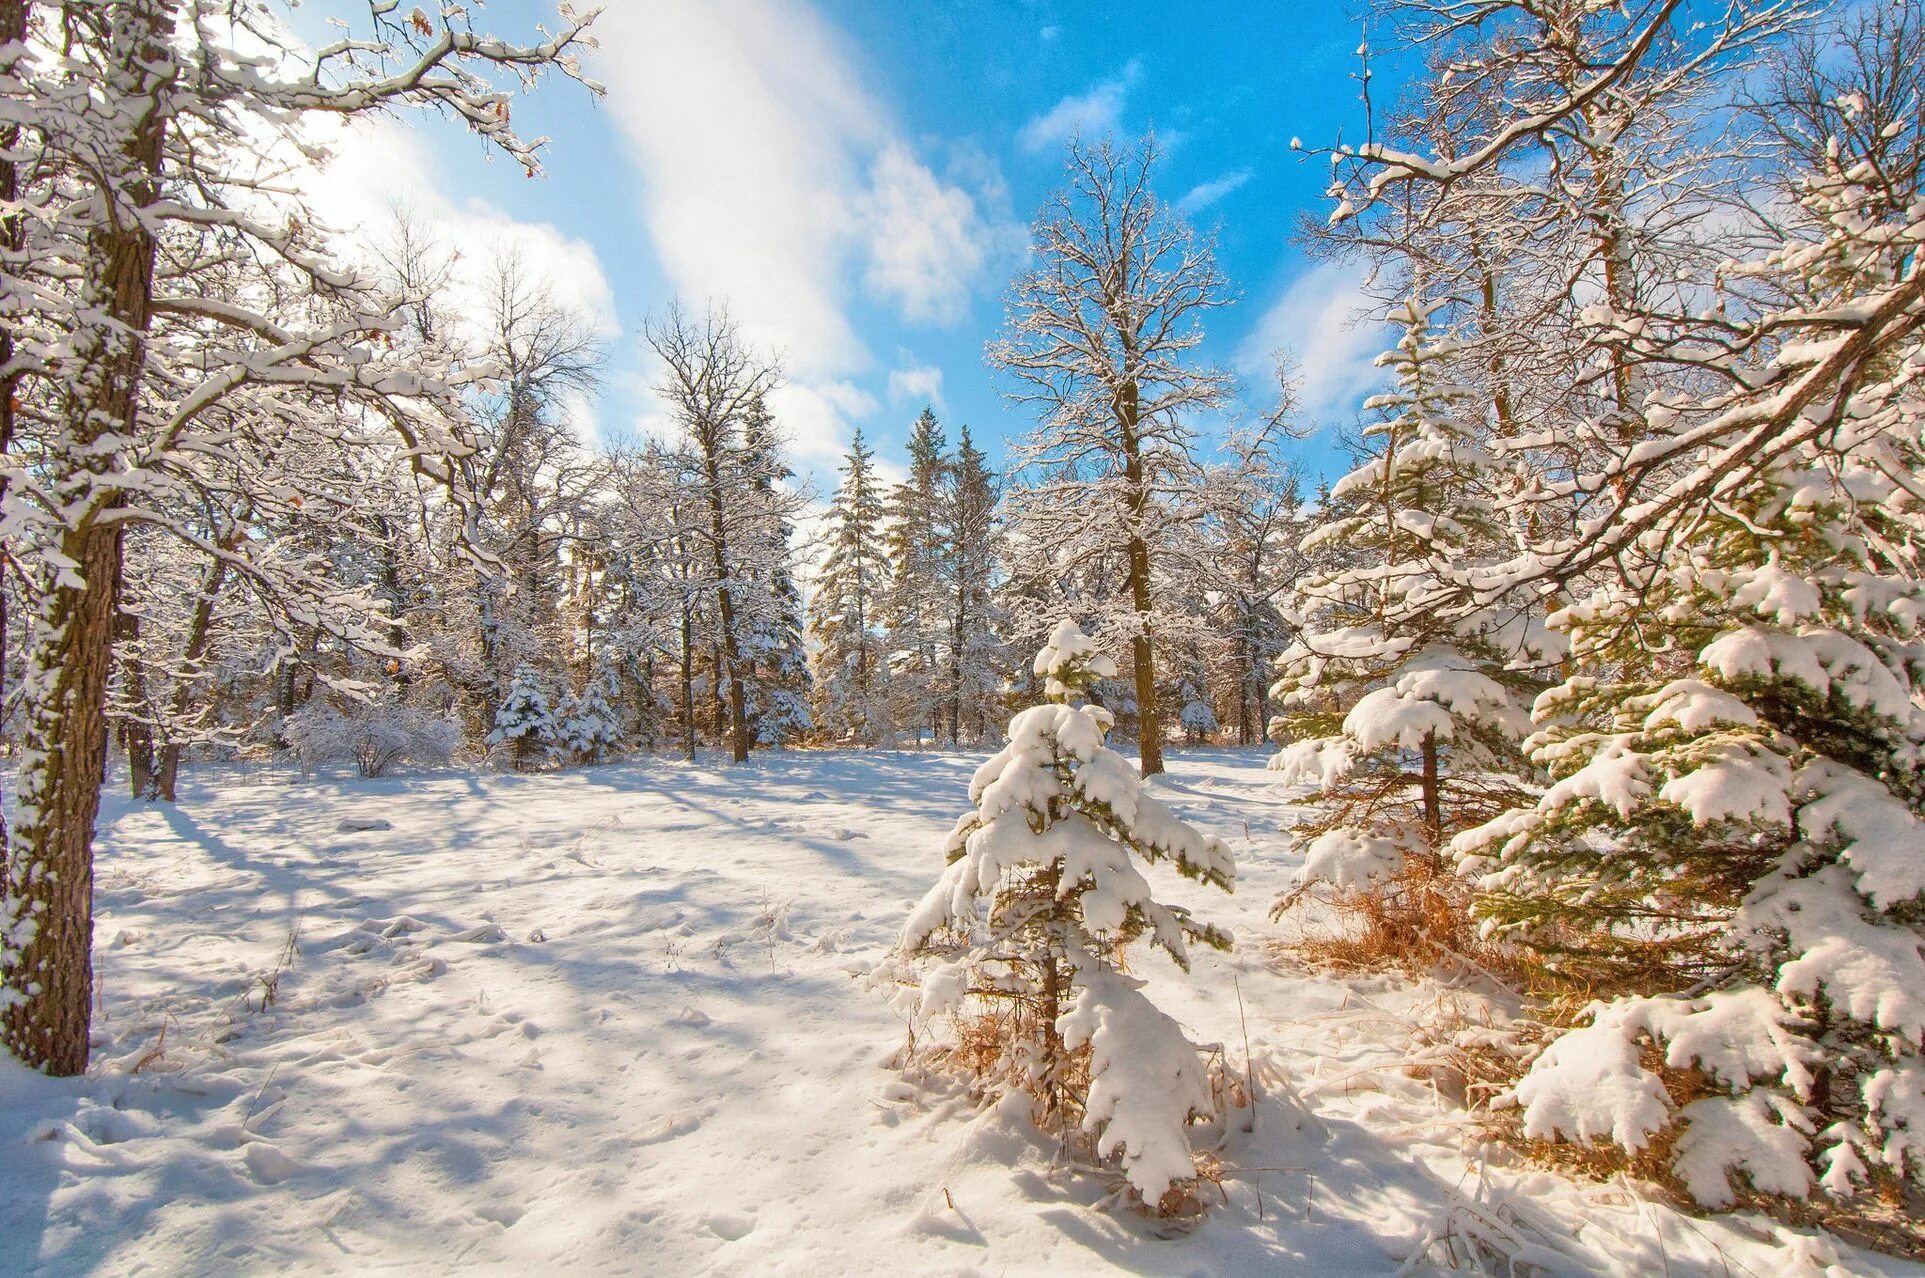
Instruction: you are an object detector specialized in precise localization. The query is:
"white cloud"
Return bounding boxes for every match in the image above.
[587,0,869,375]
[588,1,1003,367]
[861,144,988,325]
[766,381,879,470]
[1018,59,1141,153]
[886,360,945,410]
[1237,261,1389,425]
[1176,168,1253,215]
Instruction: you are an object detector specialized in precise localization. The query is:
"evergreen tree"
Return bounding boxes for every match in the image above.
[940,425,1009,745]
[808,430,890,743]
[898,620,1236,1208]
[731,398,811,748]
[881,407,948,742]
[559,671,622,764]
[487,664,558,771]
[1270,298,1547,953]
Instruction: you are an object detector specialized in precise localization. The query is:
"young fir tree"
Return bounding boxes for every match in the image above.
[487,664,558,772]
[808,429,890,743]
[558,671,622,764]
[882,407,949,742]
[898,620,1237,1208]
[1451,146,1925,1208]
[1270,299,1546,955]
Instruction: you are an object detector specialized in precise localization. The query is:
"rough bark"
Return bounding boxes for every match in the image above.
[679,599,696,762]
[4,0,170,1076]
[1419,730,1444,867]
[116,610,156,800]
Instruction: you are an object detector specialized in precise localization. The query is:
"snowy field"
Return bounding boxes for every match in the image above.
[0,749,1914,1277]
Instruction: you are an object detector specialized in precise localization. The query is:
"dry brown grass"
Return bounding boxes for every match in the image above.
[1272,853,1517,985]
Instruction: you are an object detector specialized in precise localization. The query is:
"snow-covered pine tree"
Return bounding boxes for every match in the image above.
[881,407,949,743]
[559,671,623,765]
[808,429,890,743]
[898,619,1236,1208]
[1450,109,1925,1210]
[1269,298,1546,958]
[488,664,558,772]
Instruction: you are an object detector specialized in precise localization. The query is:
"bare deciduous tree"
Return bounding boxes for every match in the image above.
[991,137,1234,776]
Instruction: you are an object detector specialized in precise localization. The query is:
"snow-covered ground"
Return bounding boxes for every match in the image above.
[1,749,1914,1276]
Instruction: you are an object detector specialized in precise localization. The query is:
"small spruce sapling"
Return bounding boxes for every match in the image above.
[559,672,623,764]
[488,664,558,771]
[898,619,1237,1209]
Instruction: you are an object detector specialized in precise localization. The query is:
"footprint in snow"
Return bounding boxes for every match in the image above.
[637,1114,701,1145]
[477,1202,527,1227]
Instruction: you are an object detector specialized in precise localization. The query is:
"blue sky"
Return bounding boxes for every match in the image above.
[310,1,1403,490]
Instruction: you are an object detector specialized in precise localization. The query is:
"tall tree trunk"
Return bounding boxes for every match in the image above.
[117,610,155,800]
[1419,730,1443,868]
[1235,633,1254,746]
[1118,380,1163,776]
[3,0,171,1076]
[0,0,25,875]
[701,452,750,763]
[679,602,696,762]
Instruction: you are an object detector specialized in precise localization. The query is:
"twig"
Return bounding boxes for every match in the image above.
[1234,973,1257,1133]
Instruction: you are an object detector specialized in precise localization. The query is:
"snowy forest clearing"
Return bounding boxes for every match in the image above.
[0,751,1907,1277]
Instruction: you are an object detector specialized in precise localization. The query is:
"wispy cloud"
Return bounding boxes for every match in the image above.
[1237,261,1388,426]
[305,119,619,343]
[587,0,1013,466]
[1018,58,1142,153]
[1176,168,1253,215]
